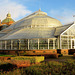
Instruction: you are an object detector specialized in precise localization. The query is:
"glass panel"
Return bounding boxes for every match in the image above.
[20,39,28,50]
[49,39,53,49]
[61,25,75,49]
[55,39,58,49]
[13,40,19,50]
[62,25,75,35]
[0,41,2,49]
[62,40,68,49]
[2,41,5,49]
[7,40,11,50]
[61,36,68,49]
[60,36,74,49]
[72,40,74,49]
[39,39,48,49]
[69,39,71,49]
[29,39,38,49]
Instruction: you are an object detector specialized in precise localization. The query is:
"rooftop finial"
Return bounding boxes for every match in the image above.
[39,8,41,11]
[6,12,11,18]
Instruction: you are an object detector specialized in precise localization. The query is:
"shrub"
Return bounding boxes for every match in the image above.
[1,59,75,75]
[8,60,30,68]
[45,54,58,59]
[73,53,75,58]
[12,56,44,64]
[0,57,11,61]
[58,54,63,57]
[0,63,17,71]
[22,59,75,75]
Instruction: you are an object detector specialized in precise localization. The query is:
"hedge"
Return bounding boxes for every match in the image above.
[12,56,44,63]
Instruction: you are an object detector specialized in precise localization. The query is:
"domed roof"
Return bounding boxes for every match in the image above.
[2,18,15,24]
[2,13,15,25]
[21,9,62,28]
[30,10,62,27]
[0,10,63,40]
[2,10,62,32]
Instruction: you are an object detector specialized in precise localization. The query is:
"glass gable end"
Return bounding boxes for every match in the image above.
[62,25,75,35]
[60,24,75,49]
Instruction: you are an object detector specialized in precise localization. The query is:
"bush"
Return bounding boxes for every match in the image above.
[45,54,58,59]
[22,59,75,75]
[0,63,17,71]
[1,59,75,75]
[23,61,62,75]
[12,56,44,64]
[58,54,63,57]
[73,53,75,58]
[0,57,11,61]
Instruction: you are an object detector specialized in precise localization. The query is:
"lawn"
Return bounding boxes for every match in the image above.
[0,54,16,57]
[0,58,75,75]
[0,55,75,75]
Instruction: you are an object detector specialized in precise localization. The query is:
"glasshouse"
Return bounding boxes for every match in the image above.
[0,9,75,50]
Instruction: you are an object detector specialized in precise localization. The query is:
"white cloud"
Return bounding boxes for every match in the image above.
[49,9,75,25]
[0,0,32,21]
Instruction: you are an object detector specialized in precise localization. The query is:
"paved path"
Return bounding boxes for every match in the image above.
[44,59,66,62]
[43,55,74,62]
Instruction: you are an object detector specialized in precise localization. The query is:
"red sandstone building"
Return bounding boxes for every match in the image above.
[0,13,15,30]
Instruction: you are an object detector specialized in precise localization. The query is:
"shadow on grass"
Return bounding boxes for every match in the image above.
[0,63,17,71]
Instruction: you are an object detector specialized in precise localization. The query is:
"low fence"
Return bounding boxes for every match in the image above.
[0,49,75,55]
[57,49,69,55]
[0,49,57,56]
[69,49,75,55]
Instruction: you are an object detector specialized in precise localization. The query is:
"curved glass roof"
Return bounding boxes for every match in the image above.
[2,10,62,32]
[0,10,66,40]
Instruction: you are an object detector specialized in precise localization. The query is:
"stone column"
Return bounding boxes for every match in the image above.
[38,39,39,49]
[28,39,29,50]
[60,36,62,49]
[68,36,69,49]
[19,39,21,50]
[11,40,13,50]
[57,37,59,49]
[48,39,49,49]
[53,39,55,49]
[0,41,2,49]
[5,41,7,49]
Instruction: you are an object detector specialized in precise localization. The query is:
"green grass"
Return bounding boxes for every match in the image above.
[0,54,16,57]
[58,56,74,59]
[0,55,75,75]
[0,59,75,75]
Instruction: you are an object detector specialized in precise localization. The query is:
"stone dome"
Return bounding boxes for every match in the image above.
[2,13,15,26]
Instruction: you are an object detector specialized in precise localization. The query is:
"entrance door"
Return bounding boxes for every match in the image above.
[71,39,75,49]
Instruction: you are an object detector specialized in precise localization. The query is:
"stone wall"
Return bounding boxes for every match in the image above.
[57,49,69,55]
[0,49,57,56]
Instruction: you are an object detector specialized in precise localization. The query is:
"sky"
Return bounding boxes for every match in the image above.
[0,0,75,24]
